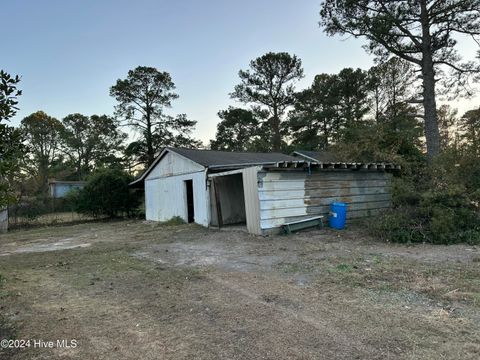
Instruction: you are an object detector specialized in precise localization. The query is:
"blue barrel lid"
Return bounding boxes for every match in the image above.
[331,202,348,207]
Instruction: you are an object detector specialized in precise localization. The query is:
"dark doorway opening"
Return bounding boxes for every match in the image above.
[209,173,246,227]
[185,180,194,223]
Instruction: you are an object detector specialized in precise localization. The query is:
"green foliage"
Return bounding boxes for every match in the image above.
[110,66,200,167]
[458,107,480,156]
[0,124,25,208]
[21,111,64,194]
[0,71,25,208]
[371,152,480,245]
[333,104,425,167]
[61,113,126,179]
[210,107,266,151]
[319,1,480,157]
[162,216,186,226]
[0,70,22,121]
[70,169,139,218]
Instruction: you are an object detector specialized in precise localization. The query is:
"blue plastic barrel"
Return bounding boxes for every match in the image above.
[329,202,348,229]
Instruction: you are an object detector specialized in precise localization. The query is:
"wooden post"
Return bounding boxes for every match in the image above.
[213,179,223,228]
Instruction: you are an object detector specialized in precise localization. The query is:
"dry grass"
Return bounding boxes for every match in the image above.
[0,221,479,359]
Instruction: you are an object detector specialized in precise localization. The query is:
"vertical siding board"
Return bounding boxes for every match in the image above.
[145,171,209,226]
[242,167,262,235]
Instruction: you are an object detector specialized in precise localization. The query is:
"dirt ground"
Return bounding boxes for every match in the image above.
[0,220,479,360]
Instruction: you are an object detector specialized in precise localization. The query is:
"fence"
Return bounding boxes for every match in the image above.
[7,197,96,229]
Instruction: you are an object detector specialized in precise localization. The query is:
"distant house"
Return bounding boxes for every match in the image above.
[131,147,399,235]
[49,179,86,198]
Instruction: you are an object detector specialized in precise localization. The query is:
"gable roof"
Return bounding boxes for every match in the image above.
[171,147,296,167]
[129,147,297,186]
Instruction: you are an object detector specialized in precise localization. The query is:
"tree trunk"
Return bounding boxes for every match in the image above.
[146,113,154,166]
[420,0,441,159]
[422,56,441,158]
[271,106,281,152]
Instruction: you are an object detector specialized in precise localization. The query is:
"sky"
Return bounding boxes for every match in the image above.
[3,0,479,144]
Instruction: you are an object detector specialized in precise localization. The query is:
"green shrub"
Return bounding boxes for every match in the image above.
[371,152,480,245]
[70,169,140,218]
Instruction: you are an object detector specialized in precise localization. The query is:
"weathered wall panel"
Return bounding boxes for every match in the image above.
[258,170,392,231]
[146,151,204,180]
[145,171,208,226]
[243,167,262,235]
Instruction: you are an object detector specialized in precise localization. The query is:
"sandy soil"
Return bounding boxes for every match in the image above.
[0,220,479,359]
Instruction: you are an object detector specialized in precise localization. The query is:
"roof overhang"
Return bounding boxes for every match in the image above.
[129,148,301,187]
[262,160,400,171]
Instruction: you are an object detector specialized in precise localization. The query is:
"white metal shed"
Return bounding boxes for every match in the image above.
[131,148,399,235]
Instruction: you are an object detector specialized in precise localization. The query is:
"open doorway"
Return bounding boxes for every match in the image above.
[185,180,194,223]
[209,173,246,227]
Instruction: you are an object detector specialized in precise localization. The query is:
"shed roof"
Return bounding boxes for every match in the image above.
[129,147,297,186]
[170,147,296,167]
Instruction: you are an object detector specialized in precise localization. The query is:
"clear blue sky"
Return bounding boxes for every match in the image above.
[3,0,477,144]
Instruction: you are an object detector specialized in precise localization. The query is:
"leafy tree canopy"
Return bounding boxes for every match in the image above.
[61,113,126,179]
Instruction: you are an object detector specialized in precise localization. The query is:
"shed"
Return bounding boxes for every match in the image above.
[131,148,399,235]
[49,180,86,198]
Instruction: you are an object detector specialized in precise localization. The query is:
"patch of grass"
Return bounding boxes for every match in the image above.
[335,263,353,272]
[161,216,186,226]
[0,273,17,352]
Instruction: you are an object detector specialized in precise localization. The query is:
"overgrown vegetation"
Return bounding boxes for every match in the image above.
[371,151,480,244]
[69,169,140,218]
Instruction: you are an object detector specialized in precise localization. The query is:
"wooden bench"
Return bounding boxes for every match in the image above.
[282,216,324,234]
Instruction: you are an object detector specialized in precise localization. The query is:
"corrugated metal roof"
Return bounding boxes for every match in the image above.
[170,147,297,167]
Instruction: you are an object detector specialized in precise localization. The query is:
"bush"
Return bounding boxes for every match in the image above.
[371,152,480,244]
[70,169,139,218]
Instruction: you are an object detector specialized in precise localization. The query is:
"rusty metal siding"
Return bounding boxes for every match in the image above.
[258,170,392,231]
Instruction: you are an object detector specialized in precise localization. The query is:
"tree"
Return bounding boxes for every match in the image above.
[288,74,341,150]
[210,107,264,151]
[61,113,126,179]
[21,111,64,194]
[437,105,459,150]
[0,70,22,121]
[231,52,304,151]
[459,107,480,156]
[334,103,424,165]
[124,114,201,170]
[368,57,418,121]
[319,0,480,158]
[110,66,199,167]
[70,169,139,218]
[0,71,25,208]
[289,68,371,150]
[335,68,372,127]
